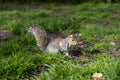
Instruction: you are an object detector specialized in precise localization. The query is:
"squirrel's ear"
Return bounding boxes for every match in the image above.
[70,35,73,37]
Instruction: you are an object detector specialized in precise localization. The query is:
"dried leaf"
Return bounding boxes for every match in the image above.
[92,72,104,79]
[110,42,116,46]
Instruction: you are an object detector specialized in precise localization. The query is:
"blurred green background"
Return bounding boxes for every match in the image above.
[0,0,120,4]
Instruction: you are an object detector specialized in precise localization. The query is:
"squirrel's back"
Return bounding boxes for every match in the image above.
[27,25,48,50]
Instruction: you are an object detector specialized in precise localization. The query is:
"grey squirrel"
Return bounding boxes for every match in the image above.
[27,25,77,56]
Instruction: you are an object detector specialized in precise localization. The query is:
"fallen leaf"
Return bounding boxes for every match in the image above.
[92,72,104,79]
[110,42,116,46]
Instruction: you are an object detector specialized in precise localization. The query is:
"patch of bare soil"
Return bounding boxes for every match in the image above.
[0,30,14,44]
[94,34,120,56]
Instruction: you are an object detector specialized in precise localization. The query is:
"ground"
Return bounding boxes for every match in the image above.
[0,3,120,80]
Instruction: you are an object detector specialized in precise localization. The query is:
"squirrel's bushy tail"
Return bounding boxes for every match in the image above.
[27,24,48,51]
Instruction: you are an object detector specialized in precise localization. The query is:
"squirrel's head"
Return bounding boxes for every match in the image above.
[66,35,77,46]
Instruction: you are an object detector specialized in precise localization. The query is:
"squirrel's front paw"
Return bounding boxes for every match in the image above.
[65,52,72,58]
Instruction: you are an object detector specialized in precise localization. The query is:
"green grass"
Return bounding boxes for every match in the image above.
[0,3,120,80]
